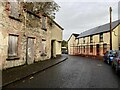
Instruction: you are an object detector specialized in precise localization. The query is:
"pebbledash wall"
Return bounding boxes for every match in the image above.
[0,2,63,70]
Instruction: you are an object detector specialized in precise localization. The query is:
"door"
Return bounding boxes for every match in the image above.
[96,44,100,55]
[51,40,54,58]
[26,38,34,64]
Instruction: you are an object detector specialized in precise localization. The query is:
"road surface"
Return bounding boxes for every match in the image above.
[3,55,120,88]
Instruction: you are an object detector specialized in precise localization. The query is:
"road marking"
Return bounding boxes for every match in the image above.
[97,64,102,67]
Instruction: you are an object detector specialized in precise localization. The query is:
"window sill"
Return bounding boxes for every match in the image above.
[41,28,47,31]
[6,56,20,60]
[100,41,103,43]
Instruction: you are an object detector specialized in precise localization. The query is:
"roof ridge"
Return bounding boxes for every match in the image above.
[77,19,120,38]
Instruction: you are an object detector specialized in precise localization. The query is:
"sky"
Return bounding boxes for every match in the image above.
[54,0,120,41]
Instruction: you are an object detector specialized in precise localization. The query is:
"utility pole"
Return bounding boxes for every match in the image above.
[110,7,112,50]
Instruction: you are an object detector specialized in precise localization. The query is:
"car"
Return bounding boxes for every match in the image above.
[62,49,68,54]
[112,50,120,73]
[103,50,116,65]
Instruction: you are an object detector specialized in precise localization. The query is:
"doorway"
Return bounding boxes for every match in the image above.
[96,44,100,55]
[26,37,35,64]
[51,40,54,58]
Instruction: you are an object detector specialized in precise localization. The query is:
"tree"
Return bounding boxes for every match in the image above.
[62,40,68,48]
[23,1,60,19]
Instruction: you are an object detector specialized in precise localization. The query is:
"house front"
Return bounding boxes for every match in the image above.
[50,20,63,58]
[77,20,120,57]
[67,33,79,55]
[68,20,120,56]
[0,2,63,70]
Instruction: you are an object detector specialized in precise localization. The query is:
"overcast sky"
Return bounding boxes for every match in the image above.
[54,0,120,41]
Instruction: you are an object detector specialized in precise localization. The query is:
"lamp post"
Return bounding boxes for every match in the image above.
[110,7,112,50]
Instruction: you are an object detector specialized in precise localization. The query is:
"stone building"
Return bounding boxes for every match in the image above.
[0,2,63,70]
[68,20,120,56]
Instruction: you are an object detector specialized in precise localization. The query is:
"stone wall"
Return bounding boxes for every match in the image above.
[0,2,47,69]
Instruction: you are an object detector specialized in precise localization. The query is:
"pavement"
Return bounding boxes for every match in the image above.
[2,54,68,87]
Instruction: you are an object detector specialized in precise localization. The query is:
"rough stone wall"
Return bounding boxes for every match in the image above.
[0,2,26,69]
[0,2,52,69]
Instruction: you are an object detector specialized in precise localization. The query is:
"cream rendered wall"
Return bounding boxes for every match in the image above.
[68,40,71,54]
[93,35,99,44]
[102,24,120,51]
[75,39,79,46]
[78,38,83,54]
[85,36,90,54]
[68,35,76,55]
[51,24,62,41]
[56,41,61,55]
[74,24,120,56]
[103,32,110,44]
[51,23,63,56]
[112,25,119,50]
[86,36,90,44]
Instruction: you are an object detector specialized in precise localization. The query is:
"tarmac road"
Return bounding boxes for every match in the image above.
[3,55,120,88]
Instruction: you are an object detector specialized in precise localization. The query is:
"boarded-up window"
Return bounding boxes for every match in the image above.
[9,1,20,18]
[41,16,46,30]
[8,35,18,57]
[42,40,46,53]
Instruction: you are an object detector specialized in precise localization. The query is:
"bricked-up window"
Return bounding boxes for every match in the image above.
[8,35,18,57]
[41,16,47,30]
[42,40,46,53]
[90,45,93,53]
[100,33,103,42]
[90,36,93,43]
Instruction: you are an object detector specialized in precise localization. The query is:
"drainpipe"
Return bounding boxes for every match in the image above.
[109,7,112,50]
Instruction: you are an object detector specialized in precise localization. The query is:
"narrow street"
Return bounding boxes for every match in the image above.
[4,55,120,88]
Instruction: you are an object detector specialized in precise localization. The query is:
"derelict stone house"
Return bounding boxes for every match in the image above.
[0,2,63,70]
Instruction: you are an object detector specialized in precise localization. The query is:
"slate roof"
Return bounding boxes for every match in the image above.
[67,33,79,42]
[77,19,120,38]
[72,33,79,37]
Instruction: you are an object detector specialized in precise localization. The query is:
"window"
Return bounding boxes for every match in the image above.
[9,1,20,18]
[100,33,103,42]
[90,45,93,53]
[90,36,93,43]
[83,37,85,44]
[8,35,18,57]
[41,16,46,30]
[103,44,107,54]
